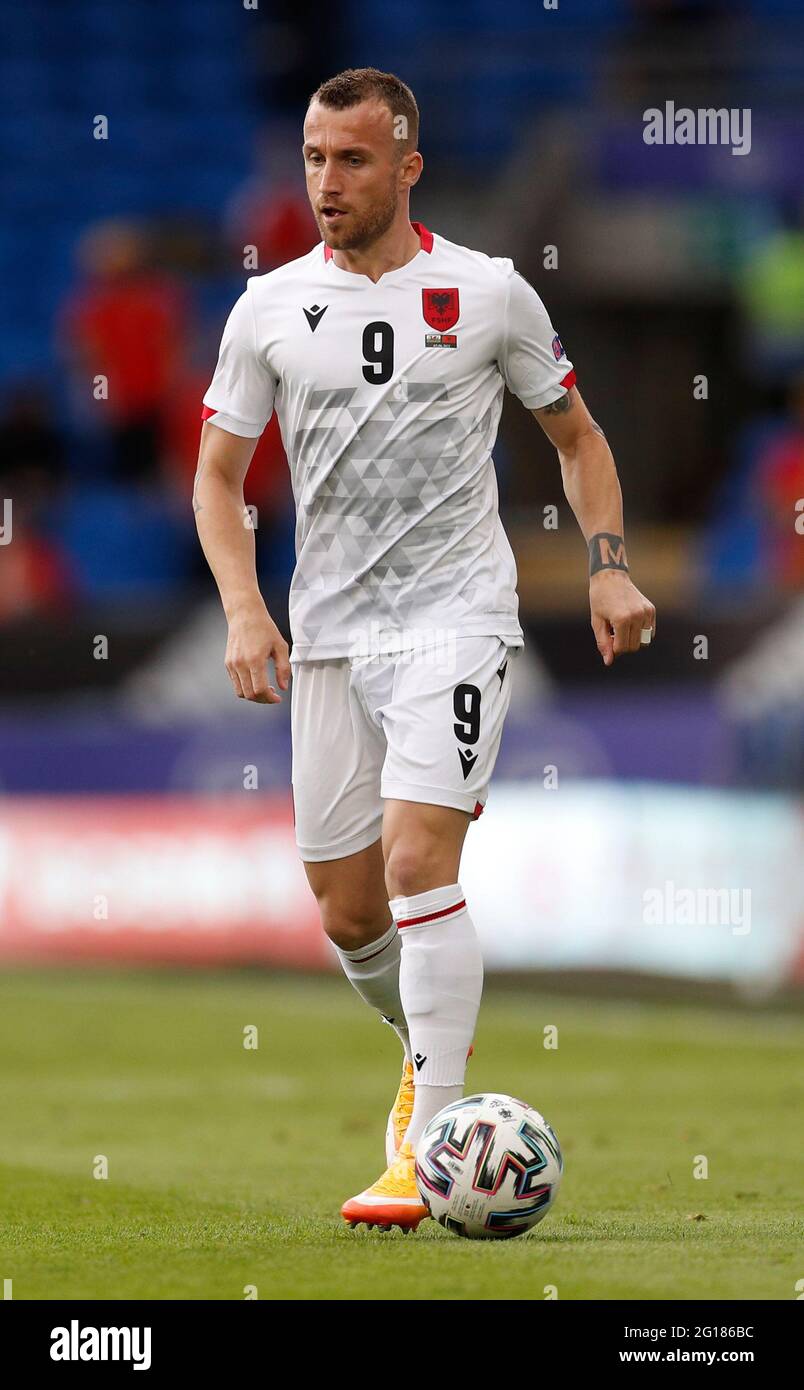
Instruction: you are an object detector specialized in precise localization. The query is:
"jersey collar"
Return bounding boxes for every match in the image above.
[323,220,434,283]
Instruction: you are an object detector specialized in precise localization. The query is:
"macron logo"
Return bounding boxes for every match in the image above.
[303,303,328,332]
[50,1321,151,1371]
[458,748,478,779]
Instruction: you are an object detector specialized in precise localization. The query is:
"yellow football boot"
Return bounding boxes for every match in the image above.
[384,1059,415,1164]
[341,1141,427,1233]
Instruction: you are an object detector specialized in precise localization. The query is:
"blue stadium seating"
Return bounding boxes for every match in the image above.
[57,485,196,598]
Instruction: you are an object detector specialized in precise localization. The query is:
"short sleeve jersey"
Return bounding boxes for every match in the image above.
[202,222,575,661]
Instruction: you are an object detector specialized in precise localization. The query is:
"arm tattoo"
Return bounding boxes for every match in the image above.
[542,387,575,416]
[589,532,628,575]
[192,459,206,515]
[590,419,606,439]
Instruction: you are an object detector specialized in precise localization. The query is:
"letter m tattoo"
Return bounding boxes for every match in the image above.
[589,531,629,575]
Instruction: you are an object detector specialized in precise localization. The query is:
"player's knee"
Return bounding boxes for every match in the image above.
[384,838,454,900]
[316,893,391,952]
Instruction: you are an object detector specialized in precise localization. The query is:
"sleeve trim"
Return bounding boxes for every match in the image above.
[201,396,265,427]
[518,368,577,411]
[200,403,264,438]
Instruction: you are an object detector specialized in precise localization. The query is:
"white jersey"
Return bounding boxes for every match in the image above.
[202,221,575,662]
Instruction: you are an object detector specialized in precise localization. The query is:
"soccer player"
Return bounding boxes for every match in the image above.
[195,68,656,1231]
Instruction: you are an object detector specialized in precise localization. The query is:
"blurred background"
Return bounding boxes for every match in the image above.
[0,0,802,1000]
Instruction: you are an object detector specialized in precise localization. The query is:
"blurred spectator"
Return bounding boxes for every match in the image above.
[0,381,74,623]
[251,2,345,118]
[610,0,741,110]
[163,363,292,515]
[58,220,188,484]
[0,381,65,497]
[702,372,804,594]
[0,492,75,624]
[0,527,74,622]
[738,205,804,380]
[754,373,804,589]
[224,122,318,272]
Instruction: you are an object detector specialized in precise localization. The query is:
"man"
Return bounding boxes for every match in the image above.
[195,68,655,1232]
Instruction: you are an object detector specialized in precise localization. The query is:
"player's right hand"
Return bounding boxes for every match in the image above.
[224,601,291,703]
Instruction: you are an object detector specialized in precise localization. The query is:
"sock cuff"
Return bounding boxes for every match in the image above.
[336,918,398,963]
[389,882,466,930]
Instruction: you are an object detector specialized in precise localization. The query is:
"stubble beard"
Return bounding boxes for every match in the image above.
[316,178,400,252]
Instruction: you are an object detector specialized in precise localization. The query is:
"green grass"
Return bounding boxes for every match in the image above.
[0,969,801,1300]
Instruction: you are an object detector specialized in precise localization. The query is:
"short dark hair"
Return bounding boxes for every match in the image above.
[309,67,420,155]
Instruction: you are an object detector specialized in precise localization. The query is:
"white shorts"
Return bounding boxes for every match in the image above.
[290,635,518,862]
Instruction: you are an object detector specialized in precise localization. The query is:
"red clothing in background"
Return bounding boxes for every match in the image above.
[758,429,804,587]
[164,368,291,512]
[0,528,74,621]
[63,272,186,422]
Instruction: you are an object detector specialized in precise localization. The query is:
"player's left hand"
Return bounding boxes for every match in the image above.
[589,571,656,666]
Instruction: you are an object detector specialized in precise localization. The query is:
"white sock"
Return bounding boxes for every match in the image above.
[404,1083,463,1150]
[334,920,411,1061]
[390,883,483,1149]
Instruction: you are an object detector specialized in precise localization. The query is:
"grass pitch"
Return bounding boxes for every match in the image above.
[0,968,801,1300]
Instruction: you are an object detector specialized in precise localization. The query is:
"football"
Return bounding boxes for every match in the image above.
[414,1093,563,1239]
